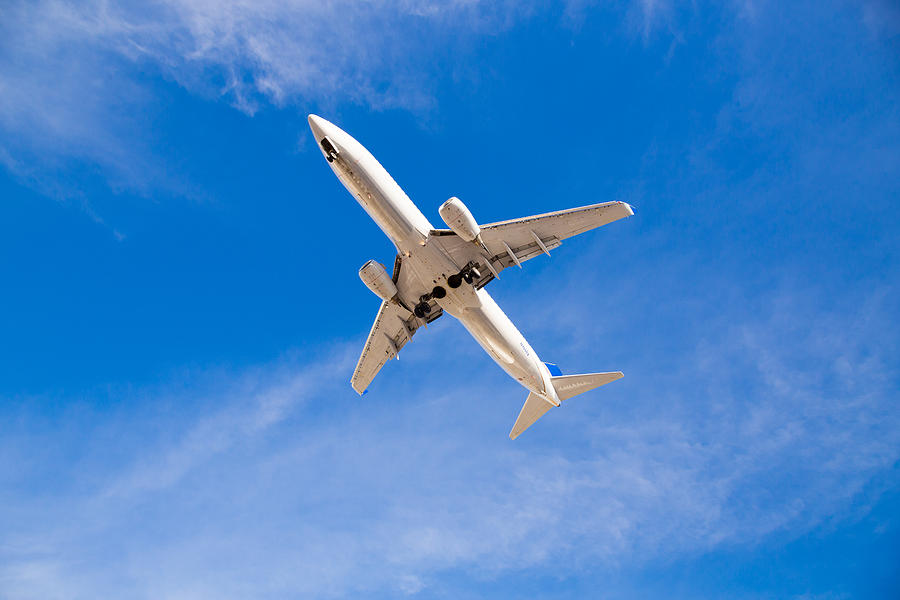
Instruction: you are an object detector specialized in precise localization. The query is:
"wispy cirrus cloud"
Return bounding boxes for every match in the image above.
[0,272,896,598]
[0,0,532,192]
[0,0,704,200]
[2,0,891,193]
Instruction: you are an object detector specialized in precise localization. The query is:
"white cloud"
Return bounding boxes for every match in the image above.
[0,277,896,598]
[0,0,527,178]
[0,0,690,200]
[2,0,891,201]
[0,0,556,241]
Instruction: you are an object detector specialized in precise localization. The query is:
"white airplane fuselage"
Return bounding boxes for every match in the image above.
[309,115,559,406]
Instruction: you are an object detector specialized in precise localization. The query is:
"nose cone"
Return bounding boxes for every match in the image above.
[307,114,328,142]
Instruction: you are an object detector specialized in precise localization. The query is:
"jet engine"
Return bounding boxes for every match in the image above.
[358,260,398,302]
[439,197,480,242]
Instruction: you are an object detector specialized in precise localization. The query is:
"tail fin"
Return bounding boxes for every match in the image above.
[509,371,623,440]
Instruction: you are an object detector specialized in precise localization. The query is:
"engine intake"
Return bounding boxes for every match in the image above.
[439,197,480,242]
[358,260,398,302]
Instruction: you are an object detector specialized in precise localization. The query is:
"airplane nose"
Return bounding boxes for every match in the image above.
[308,114,327,141]
[308,114,342,162]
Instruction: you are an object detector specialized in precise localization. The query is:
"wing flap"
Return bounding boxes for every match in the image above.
[479,201,633,261]
[351,301,419,394]
[491,235,563,270]
[428,201,633,282]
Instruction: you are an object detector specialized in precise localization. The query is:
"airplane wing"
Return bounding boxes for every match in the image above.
[351,257,442,394]
[429,201,633,285]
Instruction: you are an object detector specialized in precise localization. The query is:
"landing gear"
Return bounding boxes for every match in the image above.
[412,264,482,320]
[414,288,444,319]
[447,262,482,289]
[320,136,340,162]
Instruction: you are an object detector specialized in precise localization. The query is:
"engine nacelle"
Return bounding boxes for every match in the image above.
[358,259,398,302]
[439,197,480,242]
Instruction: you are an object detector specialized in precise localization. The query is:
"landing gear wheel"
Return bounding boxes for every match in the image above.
[447,274,462,289]
[414,302,432,319]
[463,272,474,284]
[431,286,447,299]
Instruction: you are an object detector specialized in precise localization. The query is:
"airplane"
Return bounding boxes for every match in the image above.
[308,114,633,439]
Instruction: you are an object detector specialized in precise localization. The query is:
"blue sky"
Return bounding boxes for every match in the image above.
[1,0,899,598]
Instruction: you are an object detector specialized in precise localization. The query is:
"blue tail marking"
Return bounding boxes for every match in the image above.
[544,362,562,376]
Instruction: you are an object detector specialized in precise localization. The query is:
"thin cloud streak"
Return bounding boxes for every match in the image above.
[0,274,896,598]
[0,0,686,200]
[0,0,528,189]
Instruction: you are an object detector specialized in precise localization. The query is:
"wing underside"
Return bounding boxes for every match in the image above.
[429,200,633,285]
[350,256,441,394]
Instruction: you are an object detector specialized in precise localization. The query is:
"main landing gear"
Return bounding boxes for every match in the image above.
[447,262,482,289]
[412,262,482,318]
[414,286,447,318]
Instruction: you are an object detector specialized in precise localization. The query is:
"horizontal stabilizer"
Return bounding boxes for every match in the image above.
[509,371,624,440]
[551,371,623,401]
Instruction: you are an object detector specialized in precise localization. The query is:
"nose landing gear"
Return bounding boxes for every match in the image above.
[320,136,340,162]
